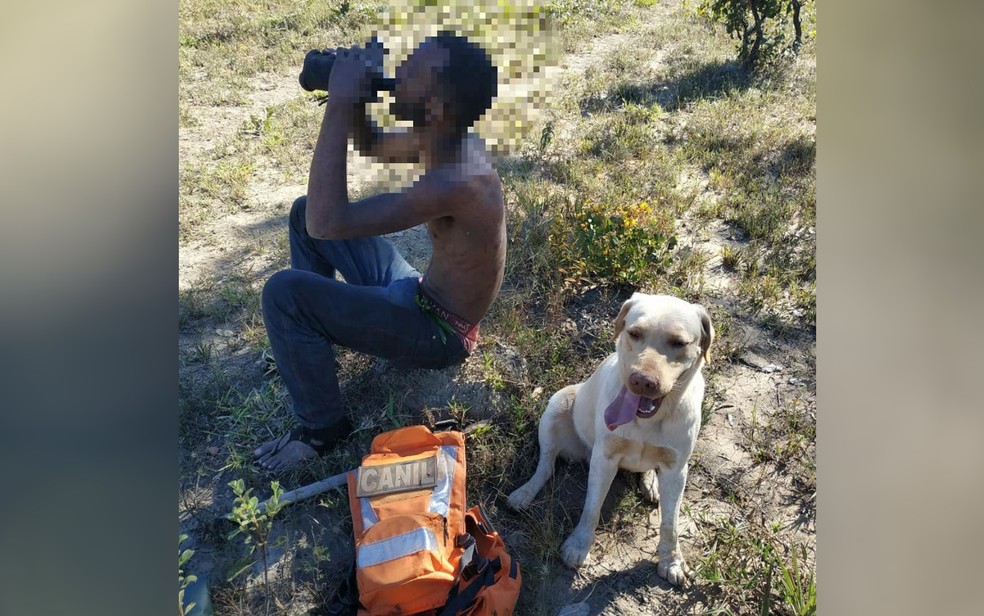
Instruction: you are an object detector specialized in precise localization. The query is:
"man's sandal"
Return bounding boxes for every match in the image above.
[255,418,353,469]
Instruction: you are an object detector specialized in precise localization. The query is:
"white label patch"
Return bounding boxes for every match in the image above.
[355,456,438,498]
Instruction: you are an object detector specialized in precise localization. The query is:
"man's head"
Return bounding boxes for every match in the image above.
[392,31,497,139]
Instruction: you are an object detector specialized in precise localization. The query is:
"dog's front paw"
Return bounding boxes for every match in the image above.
[560,533,593,568]
[640,469,659,505]
[657,556,688,587]
[506,484,536,510]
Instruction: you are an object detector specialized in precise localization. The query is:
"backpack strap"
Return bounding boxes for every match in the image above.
[455,531,478,577]
[438,557,501,616]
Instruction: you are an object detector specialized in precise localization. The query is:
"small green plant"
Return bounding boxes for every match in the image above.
[178,534,197,616]
[192,340,214,365]
[721,244,742,271]
[581,105,659,160]
[776,544,816,615]
[481,351,506,391]
[792,281,816,325]
[383,392,401,430]
[331,0,377,22]
[550,199,677,288]
[538,120,555,153]
[738,271,783,314]
[227,479,286,615]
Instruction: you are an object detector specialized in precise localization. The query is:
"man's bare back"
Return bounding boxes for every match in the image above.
[420,135,505,325]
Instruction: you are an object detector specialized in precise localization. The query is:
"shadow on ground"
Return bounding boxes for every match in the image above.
[581,59,752,114]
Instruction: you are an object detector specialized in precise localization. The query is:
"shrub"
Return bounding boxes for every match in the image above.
[698,0,809,69]
[549,199,676,288]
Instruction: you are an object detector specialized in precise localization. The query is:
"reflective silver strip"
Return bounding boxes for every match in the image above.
[429,445,457,517]
[360,497,379,530]
[356,527,439,569]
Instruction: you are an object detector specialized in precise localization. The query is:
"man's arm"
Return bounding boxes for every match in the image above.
[311,169,468,240]
[305,52,462,240]
[351,105,420,164]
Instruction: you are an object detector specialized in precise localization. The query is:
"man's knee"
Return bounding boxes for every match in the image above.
[289,195,308,236]
[262,269,306,316]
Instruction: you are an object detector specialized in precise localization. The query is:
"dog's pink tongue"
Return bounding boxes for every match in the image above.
[604,386,642,431]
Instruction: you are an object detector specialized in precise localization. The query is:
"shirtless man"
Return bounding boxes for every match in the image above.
[255,32,504,470]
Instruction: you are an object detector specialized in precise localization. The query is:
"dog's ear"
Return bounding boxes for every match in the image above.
[696,304,714,364]
[614,297,636,340]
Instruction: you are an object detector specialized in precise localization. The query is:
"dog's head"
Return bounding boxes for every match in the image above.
[611,292,714,419]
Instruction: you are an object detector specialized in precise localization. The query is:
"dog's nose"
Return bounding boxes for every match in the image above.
[629,372,659,396]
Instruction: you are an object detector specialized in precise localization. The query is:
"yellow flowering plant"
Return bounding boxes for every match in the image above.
[550,198,676,287]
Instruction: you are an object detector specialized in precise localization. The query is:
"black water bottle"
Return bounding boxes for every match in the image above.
[298,37,395,95]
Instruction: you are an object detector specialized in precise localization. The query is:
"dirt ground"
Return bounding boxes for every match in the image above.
[179,2,815,614]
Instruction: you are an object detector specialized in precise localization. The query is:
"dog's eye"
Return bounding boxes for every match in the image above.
[628,329,642,341]
[670,338,689,348]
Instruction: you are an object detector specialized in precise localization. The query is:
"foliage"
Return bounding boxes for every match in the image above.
[698,0,808,68]
[549,199,676,288]
[227,479,286,614]
[179,534,198,616]
[776,544,816,615]
[697,516,815,616]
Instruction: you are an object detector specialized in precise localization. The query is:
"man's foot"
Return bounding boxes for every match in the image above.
[254,419,352,471]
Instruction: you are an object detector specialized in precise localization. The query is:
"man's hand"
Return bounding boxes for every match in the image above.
[327,43,381,105]
[308,35,452,240]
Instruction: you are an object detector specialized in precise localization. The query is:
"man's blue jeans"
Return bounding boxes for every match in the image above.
[261,196,469,431]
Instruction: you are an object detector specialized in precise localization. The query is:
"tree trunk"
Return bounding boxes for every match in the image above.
[741,23,751,62]
[791,0,802,51]
[748,0,765,67]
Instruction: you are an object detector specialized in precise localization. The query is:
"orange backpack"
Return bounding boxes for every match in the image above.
[346,425,520,616]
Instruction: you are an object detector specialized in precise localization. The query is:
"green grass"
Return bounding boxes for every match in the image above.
[179,0,377,104]
[179,154,255,240]
[178,94,325,242]
[179,273,262,329]
[692,514,816,616]
[545,0,637,51]
[241,96,326,179]
[746,395,817,495]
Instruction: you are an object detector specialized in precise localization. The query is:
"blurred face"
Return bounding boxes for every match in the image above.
[391,40,450,126]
